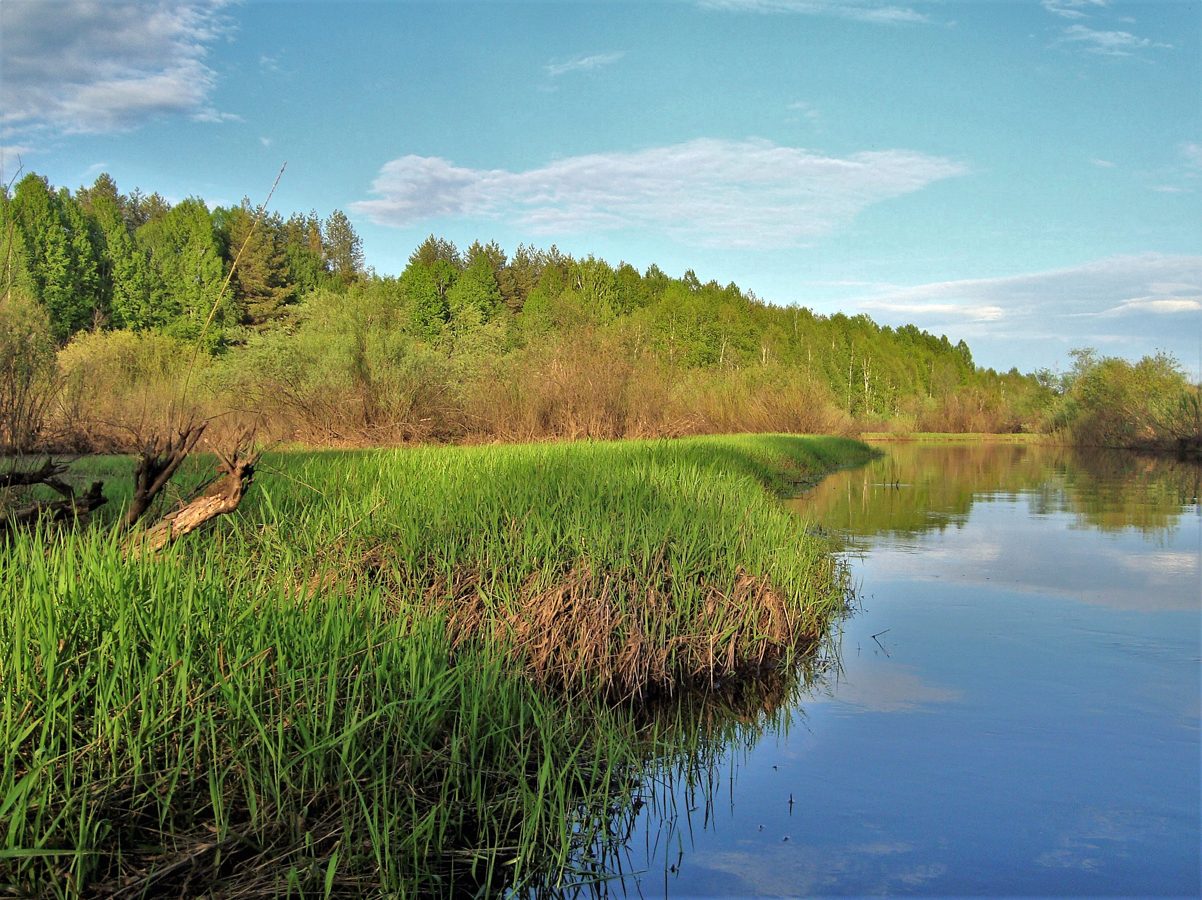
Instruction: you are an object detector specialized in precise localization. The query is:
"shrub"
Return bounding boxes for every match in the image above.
[0,291,57,452]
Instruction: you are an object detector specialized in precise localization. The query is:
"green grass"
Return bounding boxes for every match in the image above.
[1,434,873,896]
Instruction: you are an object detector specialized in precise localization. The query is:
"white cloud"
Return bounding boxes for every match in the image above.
[846,253,1202,370]
[697,0,931,25]
[544,52,625,78]
[260,137,273,149]
[865,302,1005,321]
[0,144,34,175]
[1182,143,1202,170]
[1042,0,1108,20]
[1104,296,1202,314]
[1152,185,1192,194]
[1090,158,1115,168]
[788,101,821,121]
[0,0,233,137]
[1060,23,1170,56]
[192,109,241,124]
[353,139,967,248]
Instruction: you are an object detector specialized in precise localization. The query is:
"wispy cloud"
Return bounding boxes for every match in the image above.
[1060,23,1170,56]
[788,100,821,121]
[353,139,968,248]
[697,0,932,26]
[80,161,109,180]
[1090,158,1115,168]
[845,253,1202,368]
[544,52,626,78]
[1042,0,1108,21]
[0,0,234,137]
[1152,185,1192,194]
[0,144,34,174]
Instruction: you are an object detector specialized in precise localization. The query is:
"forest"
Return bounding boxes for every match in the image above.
[0,171,1196,455]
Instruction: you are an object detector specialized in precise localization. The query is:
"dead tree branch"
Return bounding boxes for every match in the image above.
[1,458,74,495]
[130,430,260,555]
[121,420,207,532]
[0,478,107,538]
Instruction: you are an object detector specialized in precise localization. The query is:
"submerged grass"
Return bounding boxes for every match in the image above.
[1,434,873,896]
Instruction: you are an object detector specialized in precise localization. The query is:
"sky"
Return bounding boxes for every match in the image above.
[2,0,1200,374]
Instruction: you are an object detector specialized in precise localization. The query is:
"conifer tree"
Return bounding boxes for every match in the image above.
[224,203,295,327]
[323,209,363,280]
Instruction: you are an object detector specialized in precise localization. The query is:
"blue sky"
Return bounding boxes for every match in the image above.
[2,0,1200,374]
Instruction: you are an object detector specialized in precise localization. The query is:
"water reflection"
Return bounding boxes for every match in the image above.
[552,443,1200,898]
[789,441,1200,541]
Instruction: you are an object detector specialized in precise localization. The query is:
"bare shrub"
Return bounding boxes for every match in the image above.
[0,292,58,453]
[678,366,850,436]
[467,330,655,441]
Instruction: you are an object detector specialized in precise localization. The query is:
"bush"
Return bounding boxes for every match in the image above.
[56,329,199,450]
[1051,349,1196,450]
[0,292,57,452]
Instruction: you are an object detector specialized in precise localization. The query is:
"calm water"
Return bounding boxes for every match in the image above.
[601,443,1200,898]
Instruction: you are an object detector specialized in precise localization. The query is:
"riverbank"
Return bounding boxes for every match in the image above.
[1,434,874,896]
[858,431,1049,444]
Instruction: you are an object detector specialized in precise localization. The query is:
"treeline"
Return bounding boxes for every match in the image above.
[1,171,1196,455]
[0,172,362,343]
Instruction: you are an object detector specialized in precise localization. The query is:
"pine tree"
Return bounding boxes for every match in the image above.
[323,209,363,280]
[448,252,502,324]
[8,175,102,341]
[281,212,327,295]
[225,203,295,327]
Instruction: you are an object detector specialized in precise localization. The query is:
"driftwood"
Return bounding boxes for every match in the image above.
[129,432,259,555]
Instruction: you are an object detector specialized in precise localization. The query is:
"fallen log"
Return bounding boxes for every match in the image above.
[2,456,108,538]
[129,435,259,555]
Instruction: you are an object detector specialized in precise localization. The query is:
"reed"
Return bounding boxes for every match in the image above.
[1,434,872,896]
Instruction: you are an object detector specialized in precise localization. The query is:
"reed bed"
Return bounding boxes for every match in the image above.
[1,434,872,896]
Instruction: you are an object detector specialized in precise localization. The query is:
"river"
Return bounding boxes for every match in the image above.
[599,441,1200,898]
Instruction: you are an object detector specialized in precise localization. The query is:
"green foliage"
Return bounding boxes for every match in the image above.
[323,209,363,280]
[0,172,351,355]
[280,211,328,294]
[0,173,1122,443]
[136,198,229,342]
[447,251,503,324]
[1050,349,1197,451]
[89,190,152,330]
[5,174,104,340]
[215,202,296,327]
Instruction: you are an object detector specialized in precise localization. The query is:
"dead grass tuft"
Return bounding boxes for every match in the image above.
[426,563,821,698]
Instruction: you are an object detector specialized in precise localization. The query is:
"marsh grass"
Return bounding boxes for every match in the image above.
[1,435,872,896]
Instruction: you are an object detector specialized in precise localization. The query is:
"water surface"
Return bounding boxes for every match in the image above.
[605,442,1200,898]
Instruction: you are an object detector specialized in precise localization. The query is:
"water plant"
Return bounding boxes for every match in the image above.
[1,434,872,896]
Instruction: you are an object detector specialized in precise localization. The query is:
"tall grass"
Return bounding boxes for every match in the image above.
[1,435,872,896]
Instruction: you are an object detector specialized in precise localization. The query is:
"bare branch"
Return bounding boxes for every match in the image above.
[121,419,207,532]
[129,429,260,555]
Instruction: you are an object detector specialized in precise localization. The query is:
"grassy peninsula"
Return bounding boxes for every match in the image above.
[1,434,872,896]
